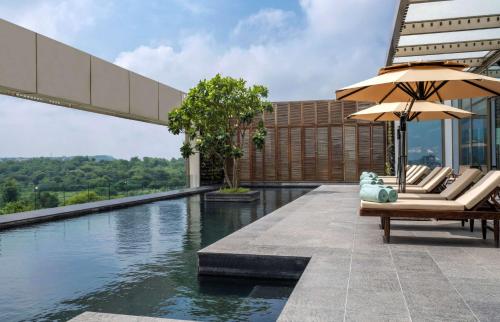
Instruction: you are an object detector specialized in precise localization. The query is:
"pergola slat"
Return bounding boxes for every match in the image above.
[395,38,500,57]
[402,15,500,35]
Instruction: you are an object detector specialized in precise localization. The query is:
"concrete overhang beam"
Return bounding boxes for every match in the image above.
[0,18,184,126]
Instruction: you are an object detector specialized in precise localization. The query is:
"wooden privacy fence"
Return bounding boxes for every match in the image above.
[239,100,386,183]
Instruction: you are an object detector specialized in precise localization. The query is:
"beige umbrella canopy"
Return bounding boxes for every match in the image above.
[335,61,500,192]
[336,61,500,103]
[347,101,474,122]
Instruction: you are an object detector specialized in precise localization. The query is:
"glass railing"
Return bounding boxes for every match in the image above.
[0,180,187,215]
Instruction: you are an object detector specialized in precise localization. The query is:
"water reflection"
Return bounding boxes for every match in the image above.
[0,188,310,322]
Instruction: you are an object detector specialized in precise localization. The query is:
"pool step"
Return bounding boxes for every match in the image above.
[198,252,309,280]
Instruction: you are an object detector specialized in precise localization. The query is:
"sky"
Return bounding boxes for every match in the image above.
[0,0,399,159]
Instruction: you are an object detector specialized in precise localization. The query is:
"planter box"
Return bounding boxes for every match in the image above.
[204,190,260,202]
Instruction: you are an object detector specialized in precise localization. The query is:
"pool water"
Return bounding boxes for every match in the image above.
[0,188,311,322]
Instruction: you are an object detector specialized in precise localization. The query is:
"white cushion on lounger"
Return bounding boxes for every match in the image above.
[407,166,429,184]
[361,199,464,211]
[456,171,500,210]
[441,168,482,200]
[398,193,445,200]
[417,167,442,187]
[402,186,427,193]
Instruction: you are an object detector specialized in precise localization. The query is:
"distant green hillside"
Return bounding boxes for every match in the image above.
[0,156,186,214]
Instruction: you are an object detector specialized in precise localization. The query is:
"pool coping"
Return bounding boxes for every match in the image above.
[0,185,218,230]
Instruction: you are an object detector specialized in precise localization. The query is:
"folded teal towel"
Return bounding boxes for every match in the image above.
[360,172,378,180]
[360,185,389,203]
[378,185,398,202]
[360,178,384,186]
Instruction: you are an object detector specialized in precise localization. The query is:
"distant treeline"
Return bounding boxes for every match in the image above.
[0,156,186,214]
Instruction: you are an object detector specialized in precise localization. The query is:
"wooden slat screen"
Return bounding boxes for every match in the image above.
[289,102,301,126]
[278,128,289,180]
[264,128,276,180]
[302,102,316,125]
[264,109,275,127]
[372,125,386,174]
[330,101,343,124]
[276,103,289,126]
[253,130,263,180]
[290,128,302,180]
[344,125,357,181]
[304,127,316,180]
[240,133,250,181]
[234,99,386,183]
[331,125,344,181]
[357,125,371,176]
[343,101,357,123]
[317,127,329,178]
[316,101,329,125]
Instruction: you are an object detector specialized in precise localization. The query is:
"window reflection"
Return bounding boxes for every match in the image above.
[458,98,489,169]
[408,120,443,168]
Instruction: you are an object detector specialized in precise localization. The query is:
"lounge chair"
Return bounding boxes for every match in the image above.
[379,165,418,180]
[398,168,482,200]
[398,167,452,193]
[360,171,500,246]
[383,165,430,185]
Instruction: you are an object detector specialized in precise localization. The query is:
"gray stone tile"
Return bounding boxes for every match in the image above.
[346,288,410,322]
[402,288,476,322]
[278,305,344,322]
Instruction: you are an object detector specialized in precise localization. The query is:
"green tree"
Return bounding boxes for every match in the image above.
[66,191,101,205]
[39,192,59,208]
[168,74,271,189]
[1,200,33,214]
[2,179,19,203]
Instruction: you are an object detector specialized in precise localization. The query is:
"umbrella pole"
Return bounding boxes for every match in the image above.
[398,98,416,193]
[399,117,407,193]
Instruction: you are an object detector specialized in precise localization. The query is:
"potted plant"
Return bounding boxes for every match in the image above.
[168,74,272,201]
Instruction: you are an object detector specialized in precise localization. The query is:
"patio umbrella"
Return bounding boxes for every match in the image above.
[347,101,473,189]
[335,61,500,192]
[347,101,473,122]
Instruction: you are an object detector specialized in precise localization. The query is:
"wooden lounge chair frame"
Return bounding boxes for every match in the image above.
[361,187,500,246]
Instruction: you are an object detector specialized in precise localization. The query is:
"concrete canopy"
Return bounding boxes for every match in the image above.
[0,18,185,126]
[387,0,500,77]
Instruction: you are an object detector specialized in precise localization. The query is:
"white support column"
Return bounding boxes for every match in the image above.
[443,119,453,168]
[188,152,200,188]
[452,119,460,171]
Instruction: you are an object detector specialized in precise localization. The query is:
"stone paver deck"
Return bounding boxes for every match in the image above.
[199,185,500,321]
[0,186,216,230]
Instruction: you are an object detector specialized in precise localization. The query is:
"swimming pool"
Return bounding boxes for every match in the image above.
[0,187,311,321]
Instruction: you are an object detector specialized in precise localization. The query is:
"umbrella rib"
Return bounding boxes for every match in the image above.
[429,82,444,103]
[443,111,460,119]
[423,81,434,97]
[424,80,448,100]
[396,83,416,99]
[374,113,384,122]
[337,86,369,100]
[378,85,397,104]
[462,80,500,96]
[409,112,421,121]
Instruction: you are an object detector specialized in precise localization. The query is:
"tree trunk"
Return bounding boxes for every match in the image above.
[232,157,239,189]
[223,160,233,189]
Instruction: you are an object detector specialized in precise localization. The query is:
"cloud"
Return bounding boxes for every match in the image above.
[172,0,210,15]
[232,8,296,44]
[0,0,109,41]
[114,0,395,101]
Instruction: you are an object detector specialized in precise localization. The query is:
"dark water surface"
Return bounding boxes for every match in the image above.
[0,188,311,322]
